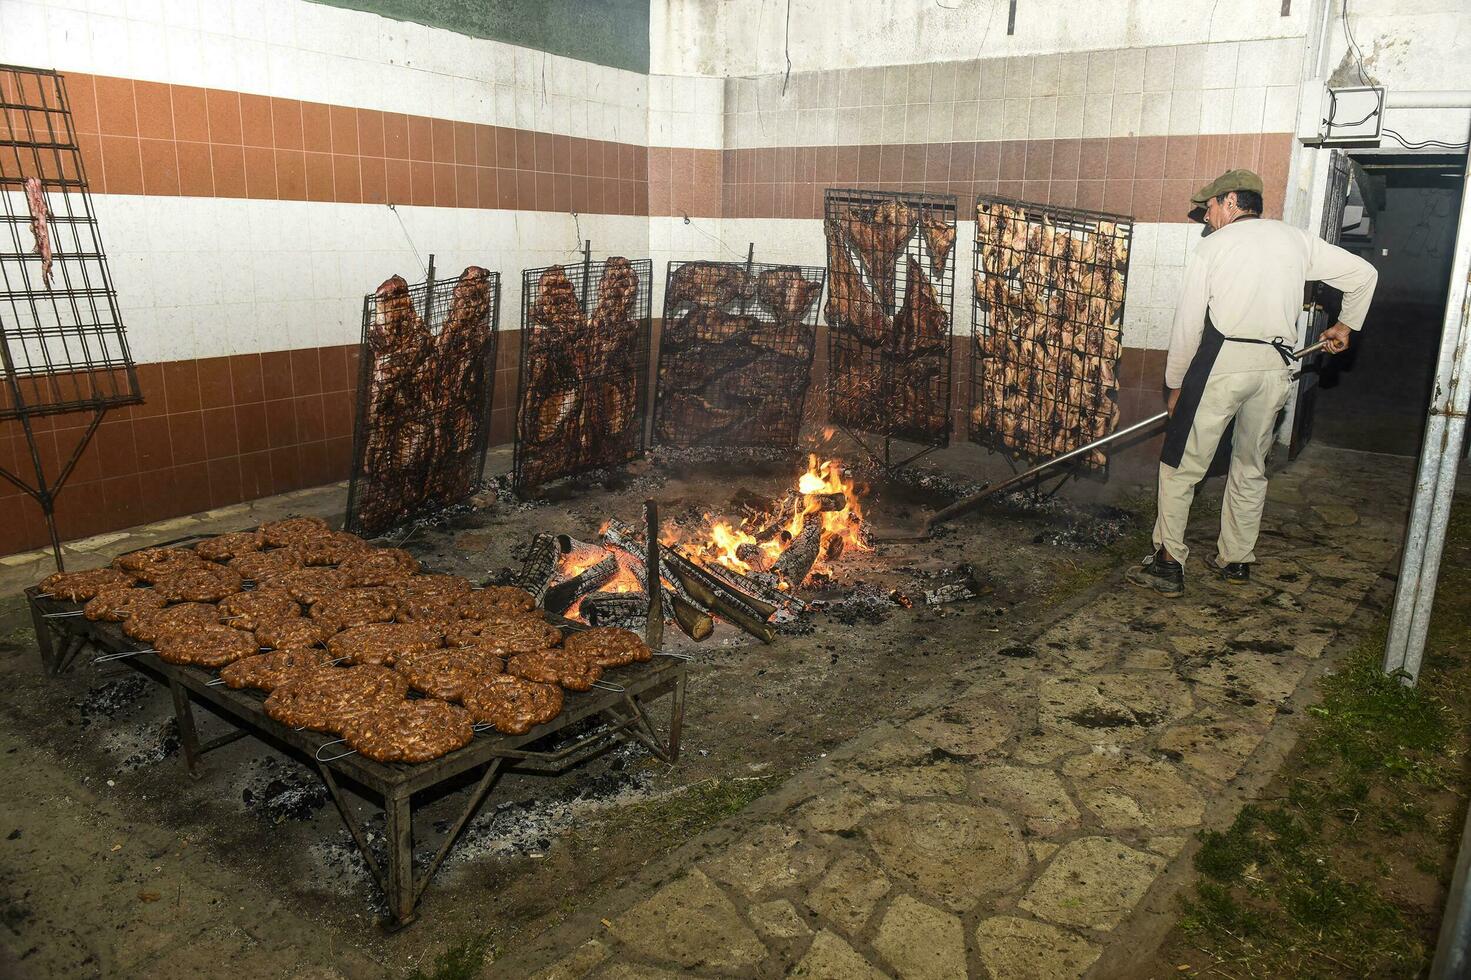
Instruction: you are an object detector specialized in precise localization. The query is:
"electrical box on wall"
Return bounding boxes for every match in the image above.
[1317,85,1385,144]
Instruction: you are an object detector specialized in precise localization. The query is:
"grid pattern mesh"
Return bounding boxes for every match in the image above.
[0,65,139,420]
[823,188,956,447]
[346,267,501,536]
[970,196,1133,472]
[514,257,652,493]
[653,259,826,449]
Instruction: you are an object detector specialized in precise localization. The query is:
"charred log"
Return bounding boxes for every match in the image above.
[513,532,561,604]
[772,519,822,587]
[543,553,617,614]
[583,592,649,629]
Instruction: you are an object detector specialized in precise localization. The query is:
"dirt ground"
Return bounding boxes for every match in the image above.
[0,436,1156,978]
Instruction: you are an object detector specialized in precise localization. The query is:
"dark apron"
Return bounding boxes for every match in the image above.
[1161,314,1294,469]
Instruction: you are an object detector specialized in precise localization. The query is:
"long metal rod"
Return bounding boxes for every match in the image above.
[1385,143,1471,690]
[645,498,663,651]
[923,340,1331,535]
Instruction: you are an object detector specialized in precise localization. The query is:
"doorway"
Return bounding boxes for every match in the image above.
[1310,153,1465,456]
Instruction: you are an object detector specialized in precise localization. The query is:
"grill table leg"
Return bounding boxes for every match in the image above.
[385,791,416,928]
[413,759,506,907]
[169,679,203,778]
[28,596,58,674]
[317,764,388,898]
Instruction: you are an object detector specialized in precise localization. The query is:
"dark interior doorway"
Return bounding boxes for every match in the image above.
[1311,153,1464,456]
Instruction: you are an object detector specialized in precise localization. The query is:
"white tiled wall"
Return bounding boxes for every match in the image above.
[652,0,1311,77]
[722,39,1303,148]
[95,195,650,363]
[1,0,652,144]
[648,73,726,148]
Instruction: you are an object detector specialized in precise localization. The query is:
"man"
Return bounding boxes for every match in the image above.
[1127,169,1378,596]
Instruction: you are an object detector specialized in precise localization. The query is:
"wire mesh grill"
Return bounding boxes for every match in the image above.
[652,259,826,449]
[970,195,1133,473]
[1,64,139,420]
[513,256,652,494]
[346,266,501,537]
[822,188,957,447]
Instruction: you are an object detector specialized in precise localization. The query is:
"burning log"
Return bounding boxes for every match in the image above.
[771,519,822,587]
[543,552,617,614]
[661,547,776,644]
[668,564,775,644]
[735,543,771,572]
[583,592,649,628]
[516,532,560,604]
[807,491,847,512]
[602,520,714,641]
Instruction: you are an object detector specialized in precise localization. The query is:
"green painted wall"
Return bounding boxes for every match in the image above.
[308,0,650,73]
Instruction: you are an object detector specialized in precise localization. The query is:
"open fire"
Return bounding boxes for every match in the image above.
[687,454,868,589]
[525,455,870,642]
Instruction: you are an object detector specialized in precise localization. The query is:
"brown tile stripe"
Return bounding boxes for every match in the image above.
[0,331,1177,556]
[0,335,521,555]
[717,133,1295,222]
[51,72,651,215]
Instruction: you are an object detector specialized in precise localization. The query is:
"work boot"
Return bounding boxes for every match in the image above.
[1206,555,1251,583]
[1126,549,1184,597]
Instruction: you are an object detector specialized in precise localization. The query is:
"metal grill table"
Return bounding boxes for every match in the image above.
[26,587,687,929]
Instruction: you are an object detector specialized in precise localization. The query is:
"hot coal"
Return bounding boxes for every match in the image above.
[241,760,330,823]
[119,718,180,771]
[77,676,151,728]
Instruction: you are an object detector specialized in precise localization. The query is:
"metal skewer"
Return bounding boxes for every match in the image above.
[93,648,153,663]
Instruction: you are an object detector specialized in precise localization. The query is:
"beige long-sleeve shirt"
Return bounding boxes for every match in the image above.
[1165,217,1379,388]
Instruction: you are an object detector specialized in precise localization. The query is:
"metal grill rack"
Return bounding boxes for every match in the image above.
[822,188,956,468]
[969,195,1133,477]
[1,65,141,565]
[346,258,501,537]
[513,249,652,495]
[652,254,826,449]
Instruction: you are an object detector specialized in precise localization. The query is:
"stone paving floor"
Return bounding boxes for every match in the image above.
[496,448,1410,979]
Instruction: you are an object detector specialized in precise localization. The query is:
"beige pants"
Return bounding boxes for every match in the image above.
[1152,368,1291,566]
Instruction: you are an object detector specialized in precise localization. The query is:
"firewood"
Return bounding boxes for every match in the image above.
[771,519,822,587]
[582,592,649,629]
[515,533,560,604]
[806,491,847,512]
[666,562,775,644]
[543,553,617,614]
[602,520,714,641]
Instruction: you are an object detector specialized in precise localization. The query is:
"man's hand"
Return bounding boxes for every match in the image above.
[1320,321,1352,354]
[1167,388,1180,417]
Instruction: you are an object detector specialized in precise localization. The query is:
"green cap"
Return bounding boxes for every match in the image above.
[1191,168,1264,204]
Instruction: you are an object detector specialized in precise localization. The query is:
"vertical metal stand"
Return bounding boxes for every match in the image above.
[0,407,108,570]
[644,498,663,651]
[579,239,593,316]
[1383,145,1471,687]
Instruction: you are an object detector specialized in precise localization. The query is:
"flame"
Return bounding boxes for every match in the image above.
[690,454,868,587]
[560,455,869,624]
[556,543,651,622]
